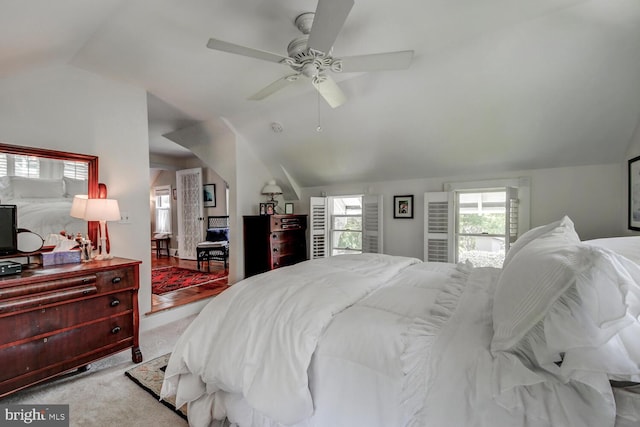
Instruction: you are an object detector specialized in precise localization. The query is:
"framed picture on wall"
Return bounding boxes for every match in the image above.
[285,203,294,214]
[393,195,414,219]
[203,184,216,208]
[629,156,640,230]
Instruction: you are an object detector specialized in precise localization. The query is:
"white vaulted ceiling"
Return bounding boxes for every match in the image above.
[2,0,640,186]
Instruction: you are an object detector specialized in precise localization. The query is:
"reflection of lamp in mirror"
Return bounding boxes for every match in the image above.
[70,195,88,220]
[261,180,283,210]
[70,195,91,260]
[82,198,120,260]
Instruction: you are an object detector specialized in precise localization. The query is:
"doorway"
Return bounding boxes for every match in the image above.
[149,163,230,312]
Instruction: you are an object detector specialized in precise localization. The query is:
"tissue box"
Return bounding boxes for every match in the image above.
[41,250,82,267]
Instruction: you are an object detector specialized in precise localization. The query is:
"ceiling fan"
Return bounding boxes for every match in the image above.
[206,0,413,108]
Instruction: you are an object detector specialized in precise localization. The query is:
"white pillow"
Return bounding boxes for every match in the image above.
[63,176,87,197]
[493,217,640,385]
[0,176,13,200]
[503,215,578,268]
[492,218,582,351]
[583,236,640,266]
[10,177,64,198]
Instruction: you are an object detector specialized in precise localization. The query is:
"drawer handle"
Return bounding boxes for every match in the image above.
[273,248,278,252]
[111,326,121,334]
[110,299,120,307]
[112,277,122,284]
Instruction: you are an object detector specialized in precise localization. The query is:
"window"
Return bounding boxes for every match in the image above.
[154,186,172,234]
[455,190,514,268]
[63,161,89,180]
[424,177,530,265]
[13,155,39,177]
[330,196,362,255]
[309,194,382,259]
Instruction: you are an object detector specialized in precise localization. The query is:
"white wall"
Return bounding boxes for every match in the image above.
[301,163,623,260]
[0,64,206,331]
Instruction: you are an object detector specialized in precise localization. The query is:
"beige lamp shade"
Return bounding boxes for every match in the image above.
[69,195,89,219]
[261,180,283,197]
[83,199,121,222]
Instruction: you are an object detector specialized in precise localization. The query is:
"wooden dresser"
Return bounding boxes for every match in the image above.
[0,257,142,398]
[243,214,307,278]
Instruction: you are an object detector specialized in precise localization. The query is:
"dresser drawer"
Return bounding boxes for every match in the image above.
[0,291,133,344]
[270,215,306,232]
[0,313,133,382]
[271,238,305,257]
[96,267,135,293]
[272,253,305,269]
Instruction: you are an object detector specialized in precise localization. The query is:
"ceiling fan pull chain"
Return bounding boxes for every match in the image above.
[316,90,322,133]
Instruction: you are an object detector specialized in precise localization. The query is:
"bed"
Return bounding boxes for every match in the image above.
[160,216,640,427]
[0,176,86,239]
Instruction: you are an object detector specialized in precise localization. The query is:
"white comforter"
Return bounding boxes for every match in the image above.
[161,254,631,427]
[161,254,420,426]
[9,197,85,238]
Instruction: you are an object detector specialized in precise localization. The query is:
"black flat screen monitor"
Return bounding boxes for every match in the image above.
[0,205,17,255]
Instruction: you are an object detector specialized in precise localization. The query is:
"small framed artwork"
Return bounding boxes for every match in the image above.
[203,184,216,208]
[172,188,177,201]
[629,155,640,230]
[265,202,275,215]
[394,195,414,219]
[259,203,267,215]
[285,203,294,214]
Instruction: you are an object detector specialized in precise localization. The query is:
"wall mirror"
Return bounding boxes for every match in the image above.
[0,142,99,248]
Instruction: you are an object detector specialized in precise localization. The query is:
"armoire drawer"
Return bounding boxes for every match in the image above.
[0,291,133,344]
[0,313,133,382]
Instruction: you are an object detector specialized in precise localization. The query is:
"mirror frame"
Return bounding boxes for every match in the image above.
[0,142,99,247]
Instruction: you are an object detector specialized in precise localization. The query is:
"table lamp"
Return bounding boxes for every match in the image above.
[82,198,120,260]
[261,179,283,210]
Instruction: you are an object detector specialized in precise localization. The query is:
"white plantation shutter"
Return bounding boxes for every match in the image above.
[424,192,454,262]
[309,196,328,259]
[362,194,383,253]
[506,187,519,251]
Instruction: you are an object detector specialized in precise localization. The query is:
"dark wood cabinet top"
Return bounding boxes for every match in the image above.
[0,257,141,289]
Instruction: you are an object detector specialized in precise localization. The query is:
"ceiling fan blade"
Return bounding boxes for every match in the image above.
[339,50,415,73]
[207,38,289,64]
[248,74,300,100]
[312,75,347,109]
[306,0,354,54]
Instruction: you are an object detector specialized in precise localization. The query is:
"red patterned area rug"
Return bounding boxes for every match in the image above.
[151,266,228,295]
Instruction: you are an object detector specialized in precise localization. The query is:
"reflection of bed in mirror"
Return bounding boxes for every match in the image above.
[0,143,99,245]
[1,176,87,239]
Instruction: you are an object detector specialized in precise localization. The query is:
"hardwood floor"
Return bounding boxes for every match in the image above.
[149,253,229,314]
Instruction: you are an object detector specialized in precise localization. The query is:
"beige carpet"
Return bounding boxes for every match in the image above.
[2,317,195,427]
